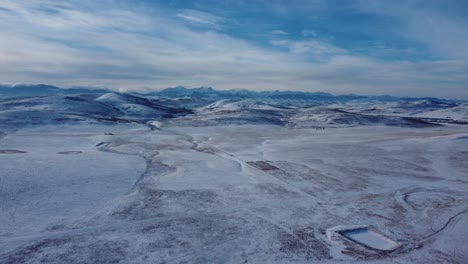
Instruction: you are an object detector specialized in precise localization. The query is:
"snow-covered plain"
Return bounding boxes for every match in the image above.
[0,89,467,263]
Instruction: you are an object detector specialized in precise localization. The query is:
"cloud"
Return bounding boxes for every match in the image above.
[0,0,466,99]
[176,9,224,29]
[354,0,468,59]
[270,39,346,58]
[271,29,288,35]
[301,30,318,37]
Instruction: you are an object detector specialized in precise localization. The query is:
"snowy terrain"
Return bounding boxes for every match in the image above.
[0,86,467,263]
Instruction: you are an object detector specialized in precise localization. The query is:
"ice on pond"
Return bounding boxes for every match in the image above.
[340,228,400,251]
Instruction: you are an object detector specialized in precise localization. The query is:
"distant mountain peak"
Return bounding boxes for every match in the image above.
[1,84,464,105]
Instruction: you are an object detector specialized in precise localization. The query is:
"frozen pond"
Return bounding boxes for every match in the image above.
[340,228,400,251]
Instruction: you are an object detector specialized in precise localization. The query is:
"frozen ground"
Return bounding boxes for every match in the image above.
[1,120,467,263]
[0,124,147,253]
[0,87,467,263]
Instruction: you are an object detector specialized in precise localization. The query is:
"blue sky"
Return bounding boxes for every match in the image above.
[0,0,467,98]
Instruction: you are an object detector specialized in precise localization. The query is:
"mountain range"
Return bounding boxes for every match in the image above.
[1,84,467,129]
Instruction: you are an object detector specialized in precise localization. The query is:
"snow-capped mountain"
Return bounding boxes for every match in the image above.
[0,91,192,129]
[0,85,466,130]
[0,84,110,97]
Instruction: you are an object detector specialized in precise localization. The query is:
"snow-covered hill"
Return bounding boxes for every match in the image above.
[413,103,468,121]
[0,92,192,129]
[0,85,466,129]
[1,86,468,263]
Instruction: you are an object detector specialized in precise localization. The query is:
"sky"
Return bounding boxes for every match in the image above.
[0,0,467,98]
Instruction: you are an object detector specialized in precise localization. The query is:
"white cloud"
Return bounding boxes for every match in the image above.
[271,29,288,35]
[176,9,224,29]
[301,30,318,37]
[354,0,468,59]
[0,0,467,99]
[270,39,346,57]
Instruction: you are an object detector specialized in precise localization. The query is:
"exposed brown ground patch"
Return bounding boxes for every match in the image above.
[0,149,27,154]
[247,161,279,171]
[57,151,83,154]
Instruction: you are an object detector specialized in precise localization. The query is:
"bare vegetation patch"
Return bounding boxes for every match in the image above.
[57,151,83,154]
[247,161,279,171]
[278,227,331,260]
[0,149,27,154]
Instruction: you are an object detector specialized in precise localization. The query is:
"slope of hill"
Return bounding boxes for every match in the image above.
[0,85,466,129]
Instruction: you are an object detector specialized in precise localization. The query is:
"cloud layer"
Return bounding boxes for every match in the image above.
[0,0,467,98]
